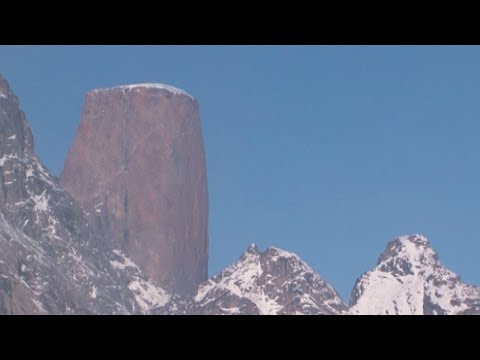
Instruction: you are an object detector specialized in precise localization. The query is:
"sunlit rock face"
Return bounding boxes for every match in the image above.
[60,84,209,295]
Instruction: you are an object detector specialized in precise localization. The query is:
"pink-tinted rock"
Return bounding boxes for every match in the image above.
[59,84,208,295]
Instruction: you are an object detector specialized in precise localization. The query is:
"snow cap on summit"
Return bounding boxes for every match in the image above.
[89,83,194,100]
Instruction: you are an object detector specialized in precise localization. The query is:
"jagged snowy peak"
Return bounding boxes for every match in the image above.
[5,72,480,316]
[188,244,347,315]
[0,74,170,314]
[350,235,480,315]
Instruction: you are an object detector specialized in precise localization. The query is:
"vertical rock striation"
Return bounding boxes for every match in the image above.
[60,84,209,295]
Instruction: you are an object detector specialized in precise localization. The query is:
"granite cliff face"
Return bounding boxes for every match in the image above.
[59,84,209,296]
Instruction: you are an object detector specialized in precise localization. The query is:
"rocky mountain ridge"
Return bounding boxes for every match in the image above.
[350,234,480,315]
[1,74,479,315]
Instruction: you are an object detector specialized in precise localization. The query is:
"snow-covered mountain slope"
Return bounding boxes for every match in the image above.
[3,73,480,315]
[188,244,348,315]
[350,235,480,315]
[0,74,169,314]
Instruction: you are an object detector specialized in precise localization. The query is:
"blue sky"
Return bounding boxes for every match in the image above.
[1,45,479,301]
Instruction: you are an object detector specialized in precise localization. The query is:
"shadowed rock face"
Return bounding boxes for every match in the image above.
[59,84,208,295]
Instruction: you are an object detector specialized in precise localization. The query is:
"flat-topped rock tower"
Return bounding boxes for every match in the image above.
[60,84,209,295]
